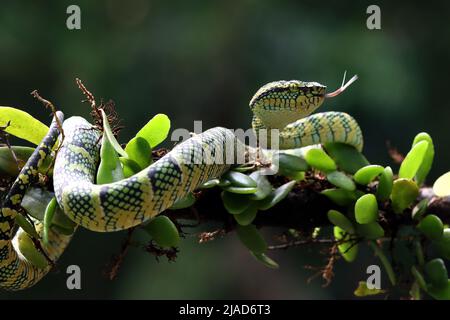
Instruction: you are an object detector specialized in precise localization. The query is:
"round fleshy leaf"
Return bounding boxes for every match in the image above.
[249,171,273,200]
[376,166,393,201]
[355,194,378,224]
[425,258,448,289]
[257,181,296,211]
[413,132,434,185]
[222,171,257,188]
[17,232,48,269]
[119,157,142,178]
[236,224,267,254]
[218,179,231,187]
[334,226,358,262]
[434,229,450,259]
[124,136,152,169]
[398,140,429,180]
[417,215,444,241]
[222,186,258,194]
[305,148,337,172]
[356,222,384,239]
[170,193,196,210]
[391,178,419,214]
[412,199,429,221]
[200,179,220,189]
[134,113,171,148]
[221,191,251,214]
[427,280,450,300]
[251,252,279,269]
[143,216,180,248]
[433,171,450,197]
[274,153,309,172]
[324,142,369,174]
[327,210,355,234]
[353,165,384,185]
[14,214,39,239]
[326,171,356,191]
[234,204,258,226]
[321,188,360,206]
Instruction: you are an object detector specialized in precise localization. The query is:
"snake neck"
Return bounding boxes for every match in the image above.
[251,114,280,150]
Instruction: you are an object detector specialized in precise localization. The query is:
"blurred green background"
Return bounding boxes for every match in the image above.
[0,1,449,299]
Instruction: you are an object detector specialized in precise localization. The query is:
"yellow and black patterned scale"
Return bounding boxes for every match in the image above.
[0,112,71,290]
[0,78,363,290]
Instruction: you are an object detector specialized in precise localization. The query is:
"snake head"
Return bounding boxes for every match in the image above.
[249,80,327,129]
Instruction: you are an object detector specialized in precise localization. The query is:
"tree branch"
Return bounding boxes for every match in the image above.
[165,183,450,234]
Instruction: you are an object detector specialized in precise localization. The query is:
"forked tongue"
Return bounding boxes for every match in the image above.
[325,71,358,98]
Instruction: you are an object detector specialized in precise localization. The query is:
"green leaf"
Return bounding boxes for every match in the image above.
[222,186,258,194]
[417,215,444,241]
[135,113,171,148]
[327,210,355,234]
[221,191,251,214]
[143,216,180,248]
[43,197,58,244]
[356,222,384,239]
[101,109,127,157]
[236,224,267,254]
[434,229,450,259]
[222,171,257,188]
[412,199,429,221]
[390,178,419,214]
[334,226,358,262]
[257,180,296,210]
[234,203,258,226]
[251,252,279,269]
[17,232,48,269]
[249,171,272,200]
[199,179,220,189]
[324,142,370,174]
[119,157,142,178]
[218,179,231,187]
[14,214,38,239]
[355,194,378,224]
[353,165,384,185]
[427,280,450,300]
[0,146,34,177]
[433,171,450,197]
[425,258,448,289]
[354,281,386,297]
[280,170,305,181]
[412,132,434,185]
[376,166,393,201]
[305,148,337,172]
[321,188,361,206]
[0,107,49,145]
[97,129,125,184]
[398,140,429,180]
[124,136,152,169]
[274,152,309,172]
[326,171,356,191]
[170,192,196,210]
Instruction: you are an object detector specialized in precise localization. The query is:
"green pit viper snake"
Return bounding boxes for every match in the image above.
[0,76,363,290]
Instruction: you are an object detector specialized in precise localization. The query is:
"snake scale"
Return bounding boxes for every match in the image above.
[0,77,363,290]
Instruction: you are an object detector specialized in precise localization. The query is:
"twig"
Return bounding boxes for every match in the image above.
[30,90,64,140]
[268,238,335,250]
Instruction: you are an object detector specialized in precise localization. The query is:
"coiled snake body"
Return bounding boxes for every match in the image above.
[0,78,363,290]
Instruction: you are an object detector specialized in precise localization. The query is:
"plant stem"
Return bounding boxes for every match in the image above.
[369,241,396,286]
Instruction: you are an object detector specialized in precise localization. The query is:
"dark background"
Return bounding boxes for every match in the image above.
[0,1,449,299]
